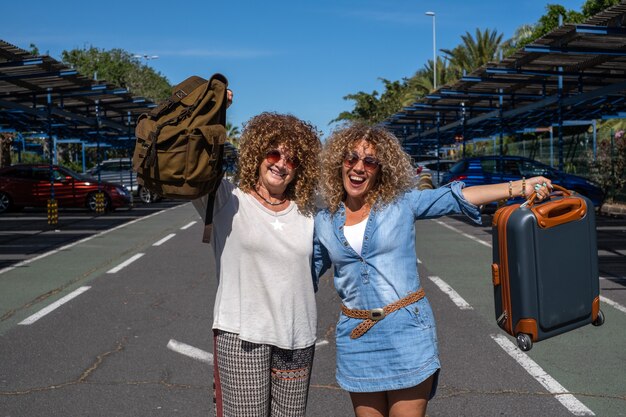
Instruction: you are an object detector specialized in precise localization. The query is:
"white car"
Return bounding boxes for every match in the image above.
[87,158,161,204]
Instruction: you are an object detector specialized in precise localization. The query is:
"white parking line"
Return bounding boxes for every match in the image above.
[315,339,329,350]
[428,276,473,310]
[181,221,197,230]
[0,204,186,276]
[166,338,330,367]
[167,339,212,364]
[433,219,492,248]
[490,334,595,416]
[18,286,91,325]
[106,253,145,274]
[601,295,626,314]
[153,233,176,246]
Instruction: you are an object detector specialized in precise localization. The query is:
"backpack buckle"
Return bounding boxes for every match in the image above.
[174,89,187,99]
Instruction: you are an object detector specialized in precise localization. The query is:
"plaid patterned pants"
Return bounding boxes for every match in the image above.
[213,330,315,417]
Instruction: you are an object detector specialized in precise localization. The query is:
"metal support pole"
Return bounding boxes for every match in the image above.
[558,67,564,171]
[499,89,504,156]
[461,102,466,158]
[436,113,441,185]
[426,12,437,91]
[81,143,86,173]
[592,120,597,160]
[128,111,135,205]
[47,88,58,225]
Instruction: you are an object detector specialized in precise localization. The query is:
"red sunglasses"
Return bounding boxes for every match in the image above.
[343,152,381,172]
[265,149,301,170]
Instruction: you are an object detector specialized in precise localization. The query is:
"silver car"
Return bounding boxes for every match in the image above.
[415,159,456,187]
[87,158,160,204]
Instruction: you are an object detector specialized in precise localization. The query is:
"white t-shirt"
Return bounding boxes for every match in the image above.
[343,217,368,255]
[193,179,317,350]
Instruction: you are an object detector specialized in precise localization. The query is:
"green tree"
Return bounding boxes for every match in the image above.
[226,121,241,148]
[501,24,536,57]
[28,43,40,56]
[588,130,626,202]
[332,78,415,124]
[408,57,453,94]
[582,0,621,17]
[513,4,584,50]
[61,46,171,102]
[440,28,504,78]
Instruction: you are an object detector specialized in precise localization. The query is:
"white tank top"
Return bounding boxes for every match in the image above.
[343,217,368,255]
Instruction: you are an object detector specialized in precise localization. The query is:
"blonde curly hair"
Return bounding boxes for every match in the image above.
[236,112,321,216]
[320,122,416,213]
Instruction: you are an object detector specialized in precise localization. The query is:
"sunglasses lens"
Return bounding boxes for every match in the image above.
[265,150,281,164]
[363,157,379,170]
[343,153,359,167]
[287,157,300,170]
[344,153,379,171]
[266,150,300,169]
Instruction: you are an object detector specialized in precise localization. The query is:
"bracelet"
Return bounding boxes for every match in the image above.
[521,177,526,198]
[508,181,513,200]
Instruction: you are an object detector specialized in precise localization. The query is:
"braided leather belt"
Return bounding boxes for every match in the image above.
[340,288,426,339]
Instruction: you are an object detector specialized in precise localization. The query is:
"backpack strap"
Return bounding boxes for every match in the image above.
[201,173,223,243]
[201,73,229,243]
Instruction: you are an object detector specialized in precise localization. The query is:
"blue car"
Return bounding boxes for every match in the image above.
[441,156,605,208]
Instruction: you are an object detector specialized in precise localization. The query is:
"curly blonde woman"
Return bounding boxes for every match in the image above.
[313,122,552,417]
[194,112,321,417]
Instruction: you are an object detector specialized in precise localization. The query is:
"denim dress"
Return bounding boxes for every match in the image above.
[313,182,480,393]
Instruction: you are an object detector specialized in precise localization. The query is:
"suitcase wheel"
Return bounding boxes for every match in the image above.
[516,333,533,351]
[592,309,605,327]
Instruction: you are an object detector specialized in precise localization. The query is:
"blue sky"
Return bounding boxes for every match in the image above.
[2,0,583,139]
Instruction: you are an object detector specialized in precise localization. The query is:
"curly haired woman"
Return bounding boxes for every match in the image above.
[193,112,321,417]
[313,122,552,417]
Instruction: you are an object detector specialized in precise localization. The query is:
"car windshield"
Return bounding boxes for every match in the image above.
[101,161,132,171]
[519,160,551,177]
[59,166,93,181]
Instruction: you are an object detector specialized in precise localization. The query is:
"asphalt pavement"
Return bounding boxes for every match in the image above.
[0,202,624,416]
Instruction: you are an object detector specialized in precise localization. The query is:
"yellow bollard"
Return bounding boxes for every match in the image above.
[47,199,58,225]
[417,172,434,190]
[95,191,106,213]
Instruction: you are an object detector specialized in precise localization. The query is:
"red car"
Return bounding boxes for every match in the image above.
[0,164,131,213]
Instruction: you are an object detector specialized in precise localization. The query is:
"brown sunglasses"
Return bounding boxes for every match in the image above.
[265,149,301,170]
[343,152,381,171]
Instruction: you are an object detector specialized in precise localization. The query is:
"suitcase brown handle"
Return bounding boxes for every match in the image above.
[523,183,570,208]
[527,185,587,228]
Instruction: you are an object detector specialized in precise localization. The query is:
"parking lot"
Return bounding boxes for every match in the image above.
[0,199,183,271]
[0,202,625,416]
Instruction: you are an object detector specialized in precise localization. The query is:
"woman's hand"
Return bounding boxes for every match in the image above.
[525,176,553,202]
[226,89,234,108]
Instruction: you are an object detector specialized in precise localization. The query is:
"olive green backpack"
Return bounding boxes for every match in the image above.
[132,73,228,241]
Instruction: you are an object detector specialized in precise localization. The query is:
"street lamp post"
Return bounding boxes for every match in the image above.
[425,11,436,91]
[134,54,159,61]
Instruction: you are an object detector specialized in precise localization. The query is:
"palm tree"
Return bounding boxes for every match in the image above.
[226,121,241,148]
[500,24,536,57]
[407,57,454,95]
[441,28,504,78]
